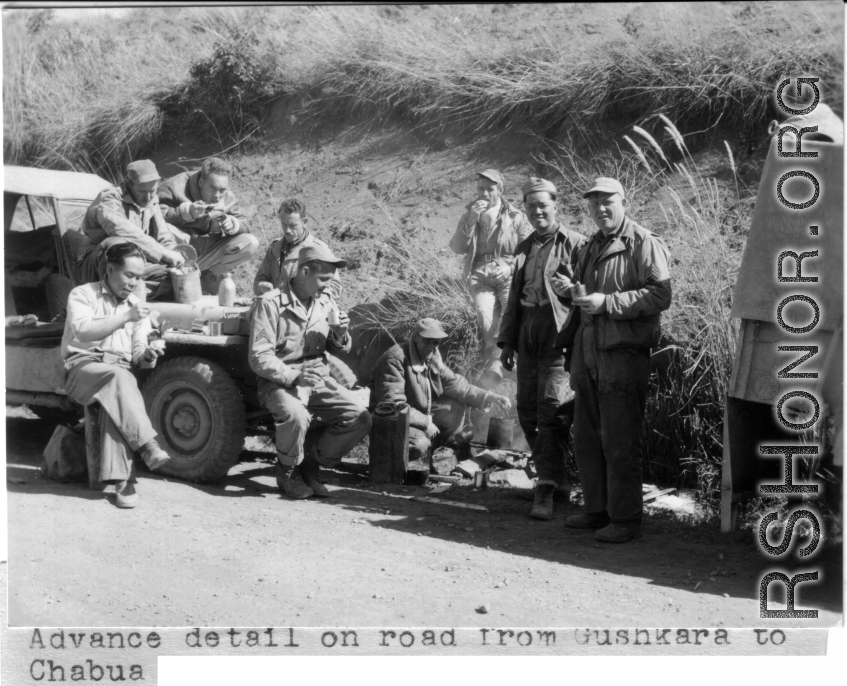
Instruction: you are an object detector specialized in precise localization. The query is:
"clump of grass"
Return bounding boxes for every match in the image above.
[356,242,481,379]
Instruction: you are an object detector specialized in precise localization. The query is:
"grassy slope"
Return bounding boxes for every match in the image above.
[3,3,843,522]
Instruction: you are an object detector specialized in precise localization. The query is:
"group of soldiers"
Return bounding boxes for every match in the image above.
[60,157,671,545]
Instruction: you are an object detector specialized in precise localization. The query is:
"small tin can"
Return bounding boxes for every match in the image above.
[208,322,222,336]
[473,472,487,489]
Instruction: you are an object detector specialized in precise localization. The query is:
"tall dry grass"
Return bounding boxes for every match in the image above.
[4,4,842,177]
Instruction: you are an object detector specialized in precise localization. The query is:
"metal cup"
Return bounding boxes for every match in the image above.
[328,308,341,326]
[473,472,487,489]
[572,283,587,299]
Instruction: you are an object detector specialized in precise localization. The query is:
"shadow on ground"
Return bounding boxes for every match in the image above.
[7,412,842,617]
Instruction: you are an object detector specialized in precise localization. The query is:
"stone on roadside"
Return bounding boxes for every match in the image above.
[455,460,481,477]
[488,469,534,489]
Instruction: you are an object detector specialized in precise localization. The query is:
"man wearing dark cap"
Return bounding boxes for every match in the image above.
[450,169,533,387]
[371,318,511,461]
[564,177,671,543]
[78,160,186,285]
[157,156,259,295]
[498,177,586,521]
[248,243,372,500]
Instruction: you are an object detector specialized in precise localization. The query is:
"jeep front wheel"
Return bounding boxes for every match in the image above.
[142,356,246,483]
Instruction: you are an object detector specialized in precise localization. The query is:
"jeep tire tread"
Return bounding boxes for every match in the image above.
[142,356,246,483]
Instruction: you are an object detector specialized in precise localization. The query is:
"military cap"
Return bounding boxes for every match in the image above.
[415,318,448,339]
[522,177,557,199]
[126,160,160,184]
[297,243,347,268]
[477,168,505,189]
[583,177,626,199]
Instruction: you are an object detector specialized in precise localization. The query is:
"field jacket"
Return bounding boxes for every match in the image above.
[562,217,672,350]
[248,282,350,388]
[497,224,586,351]
[253,231,341,298]
[370,341,490,430]
[450,200,533,279]
[81,184,177,263]
[157,170,248,237]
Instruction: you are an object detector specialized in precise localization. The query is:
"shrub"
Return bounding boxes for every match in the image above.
[167,28,289,144]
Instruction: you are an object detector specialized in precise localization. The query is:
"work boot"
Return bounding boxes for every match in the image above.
[594,522,642,544]
[565,512,611,529]
[139,439,171,471]
[300,452,330,498]
[115,480,139,509]
[529,483,555,520]
[275,463,314,500]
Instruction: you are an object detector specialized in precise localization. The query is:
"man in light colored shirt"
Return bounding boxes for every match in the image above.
[450,169,533,386]
[249,243,371,500]
[62,242,171,509]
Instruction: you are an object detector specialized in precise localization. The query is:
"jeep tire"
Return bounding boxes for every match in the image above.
[142,356,246,483]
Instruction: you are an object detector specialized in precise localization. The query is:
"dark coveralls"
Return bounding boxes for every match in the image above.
[370,341,490,460]
[564,217,671,523]
[498,224,586,485]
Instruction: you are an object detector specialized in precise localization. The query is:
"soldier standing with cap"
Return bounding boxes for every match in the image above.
[157,156,259,295]
[450,169,533,387]
[78,160,186,286]
[370,317,511,462]
[564,177,671,543]
[498,177,586,521]
[248,243,372,500]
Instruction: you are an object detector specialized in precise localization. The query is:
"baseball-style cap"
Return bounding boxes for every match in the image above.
[583,177,626,199]
[297,243,347,268]
[415,318,448,339]
[477,168,505,189]
[126,160,160,184]
[522,177,557,198]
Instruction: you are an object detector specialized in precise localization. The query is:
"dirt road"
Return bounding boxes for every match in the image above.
[5,410,841,629]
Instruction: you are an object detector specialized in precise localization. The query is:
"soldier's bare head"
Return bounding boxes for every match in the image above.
[104,242,145,300]
[198,157,231,205]
[277,199,308,244]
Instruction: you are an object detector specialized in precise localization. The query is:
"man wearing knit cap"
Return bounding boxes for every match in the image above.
[370,317,512,463]
[78,160,187,287]
[498,177,586,521]
[248,243,372,500]
[563,177,671,543]
[450,169,533,387]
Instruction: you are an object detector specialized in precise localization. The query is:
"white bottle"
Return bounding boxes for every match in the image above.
[218,272,236,307]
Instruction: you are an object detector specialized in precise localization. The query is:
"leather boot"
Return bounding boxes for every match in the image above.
[529,483,555,520]
[595,522,642,543]
[139,439,170,471]
[565,512,611,529]
[300,451,330,498]
[276,462,313,500]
